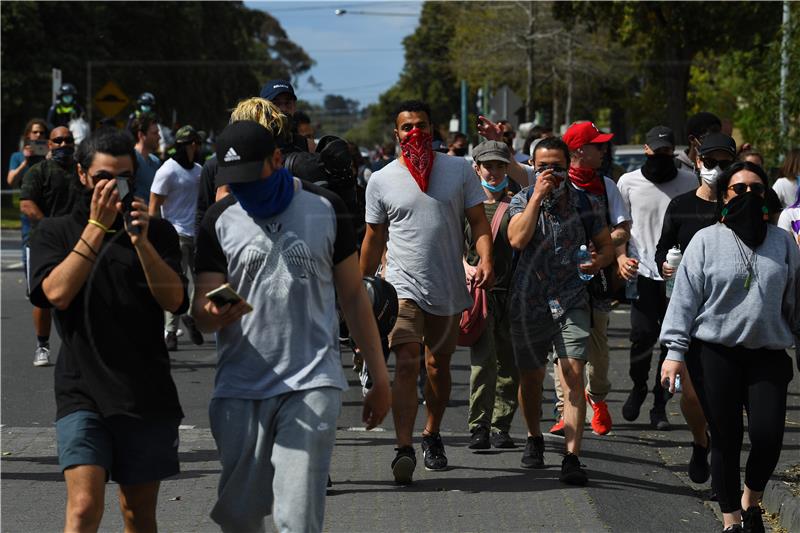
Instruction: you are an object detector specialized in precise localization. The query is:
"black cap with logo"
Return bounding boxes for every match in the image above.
[645,126,675,151]
[215,121,274,185]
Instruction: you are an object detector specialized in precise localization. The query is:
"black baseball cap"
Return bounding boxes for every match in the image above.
[259,80,296,102]
[645,126,675,151]
[215,121,274,185]
[698,132,736,157]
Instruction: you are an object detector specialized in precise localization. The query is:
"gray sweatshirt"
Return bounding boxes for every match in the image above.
[660,223,800,362]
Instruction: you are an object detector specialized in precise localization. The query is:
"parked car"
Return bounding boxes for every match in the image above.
[613,144,688,174]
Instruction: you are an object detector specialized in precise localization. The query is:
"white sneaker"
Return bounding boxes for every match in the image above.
[33,346,50,367]
[164,329,184,338]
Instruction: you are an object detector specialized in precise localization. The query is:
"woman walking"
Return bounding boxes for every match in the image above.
[660,161,800,533]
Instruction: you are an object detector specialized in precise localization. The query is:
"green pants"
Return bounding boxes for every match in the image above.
[468,291,519,433]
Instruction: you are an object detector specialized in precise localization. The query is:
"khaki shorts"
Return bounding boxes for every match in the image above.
[388,299,460,356]
[510,304,591,370]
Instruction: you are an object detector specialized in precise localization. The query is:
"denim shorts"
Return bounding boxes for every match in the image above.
[510,303,591,370]
[56,410,180,485]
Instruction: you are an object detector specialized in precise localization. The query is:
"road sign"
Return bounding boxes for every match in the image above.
[93,81,129,117]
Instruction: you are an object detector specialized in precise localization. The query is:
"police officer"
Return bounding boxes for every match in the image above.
[47,83,85,130]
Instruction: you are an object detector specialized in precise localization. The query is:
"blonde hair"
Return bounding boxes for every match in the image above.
[229,97,289,141]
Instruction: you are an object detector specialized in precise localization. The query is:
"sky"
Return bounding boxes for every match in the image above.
[246,1,423,108]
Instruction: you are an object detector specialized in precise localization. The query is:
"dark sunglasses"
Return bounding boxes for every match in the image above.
[51,136,75,145]
[91,170,134,181]
[535,164,568,173]
[701,156,733,171]
[727,182,765,196]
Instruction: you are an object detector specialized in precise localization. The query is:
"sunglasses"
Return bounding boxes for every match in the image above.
[727,182,765,196]
[91,170,134,181]
[535,165,568,173]
[701,156,733,171]
[51,136,75,145]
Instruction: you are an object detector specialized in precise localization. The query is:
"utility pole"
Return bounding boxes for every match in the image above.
[525,1,535,122]
[460,80,468,134]
[779,0,791,152]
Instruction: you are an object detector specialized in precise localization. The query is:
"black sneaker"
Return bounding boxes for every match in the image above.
[468,426,490,450]
[182,316,205,346]
[520,436,545,469]
[688,432,711,483]
[165,331,178,351]
[723,525,743,532]
[741,506,765,533]
[391,446,416,484]
[421,433,448,471]
[559,453,588,486]
[491,430,517,449]
[622,385,648,421]
[649,407,671,430]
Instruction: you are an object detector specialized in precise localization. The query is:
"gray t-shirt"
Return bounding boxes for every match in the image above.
[365,154,486,315]
[195,180,356,400]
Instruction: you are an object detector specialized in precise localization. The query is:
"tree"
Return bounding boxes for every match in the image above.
[1,1,313,185]
[554,1,783,141]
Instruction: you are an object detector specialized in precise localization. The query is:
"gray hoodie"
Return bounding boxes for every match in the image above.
[660,223,800,362]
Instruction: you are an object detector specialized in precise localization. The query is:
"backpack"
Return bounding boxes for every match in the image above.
[457,198,510,347]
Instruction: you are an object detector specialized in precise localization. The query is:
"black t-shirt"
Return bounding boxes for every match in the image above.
[655,190,717,275]
[20,160,80,229]
[28,194,187,421]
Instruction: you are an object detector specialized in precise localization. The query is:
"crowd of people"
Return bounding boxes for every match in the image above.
[7,75,800,533]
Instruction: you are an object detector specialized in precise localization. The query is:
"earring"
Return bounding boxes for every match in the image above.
[720,207,728,222]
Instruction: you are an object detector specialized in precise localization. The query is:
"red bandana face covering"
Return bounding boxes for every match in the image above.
[568,165,605,195]
[400,128,434,192]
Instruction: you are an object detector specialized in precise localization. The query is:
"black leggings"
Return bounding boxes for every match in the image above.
[686,339,793,514]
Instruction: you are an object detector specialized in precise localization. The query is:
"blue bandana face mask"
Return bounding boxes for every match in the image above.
[230,167,294,219]
[481,176,509,192]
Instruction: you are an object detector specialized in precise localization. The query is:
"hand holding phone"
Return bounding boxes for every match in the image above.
[115,177,140,235]
[205,283,253,312]
[27,140,48,157]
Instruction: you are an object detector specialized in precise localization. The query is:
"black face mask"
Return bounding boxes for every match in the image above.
[451,147,468,157]
[641,153,678,183]
[721,191,768,248]
[51,145,74,166]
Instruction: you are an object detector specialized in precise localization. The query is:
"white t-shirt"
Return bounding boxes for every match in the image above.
[365,154,486,315]
[773,177,799,208]
[617,168,698,280]
[150,158,202,237]
[778,206,800,248]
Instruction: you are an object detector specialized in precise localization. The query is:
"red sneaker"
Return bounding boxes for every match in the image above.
[549,417,565,436]
[587,392,612,435]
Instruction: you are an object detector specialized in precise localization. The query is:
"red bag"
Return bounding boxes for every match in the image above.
[457,198,509,347]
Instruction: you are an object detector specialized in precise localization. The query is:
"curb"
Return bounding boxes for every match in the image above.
[762,478,800,532]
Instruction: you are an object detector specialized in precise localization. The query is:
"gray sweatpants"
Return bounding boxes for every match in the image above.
[209,387,342,533]
[165,234,195,333]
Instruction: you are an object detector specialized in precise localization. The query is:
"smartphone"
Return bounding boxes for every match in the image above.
[205,283,253,312]
[27,140,48,157]
[115,177,140,235]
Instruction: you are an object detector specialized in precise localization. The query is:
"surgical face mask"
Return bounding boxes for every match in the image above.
[62,95,74,105]
[481,176,508,192]
[699,163,723,188]
[140,105,152,113]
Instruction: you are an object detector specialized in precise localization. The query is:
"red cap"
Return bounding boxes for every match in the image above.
[562,121,614,151]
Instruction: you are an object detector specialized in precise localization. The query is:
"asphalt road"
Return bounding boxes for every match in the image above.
[1,231,796,532]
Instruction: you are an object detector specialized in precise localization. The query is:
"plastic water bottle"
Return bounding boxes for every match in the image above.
[576,245,594,281]
[665,246,683,298]
[675,374,682,393]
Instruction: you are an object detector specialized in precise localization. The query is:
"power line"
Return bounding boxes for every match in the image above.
[259,2,387,13]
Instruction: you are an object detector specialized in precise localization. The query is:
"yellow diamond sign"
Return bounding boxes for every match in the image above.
[94,81,129,117]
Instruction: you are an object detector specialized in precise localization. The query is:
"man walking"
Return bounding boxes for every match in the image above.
[149,125,204,349]
[617,126,699,429]
[507,137,614,485]
[28,128,187,532]
[360,100,494,483]
[20,126,80,366]
[129,112,162,205]
[193,120,390,532]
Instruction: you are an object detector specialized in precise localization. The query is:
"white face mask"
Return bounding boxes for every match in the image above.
[699,163,722,188]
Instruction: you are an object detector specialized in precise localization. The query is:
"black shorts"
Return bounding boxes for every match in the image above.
[56,410,180,485]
